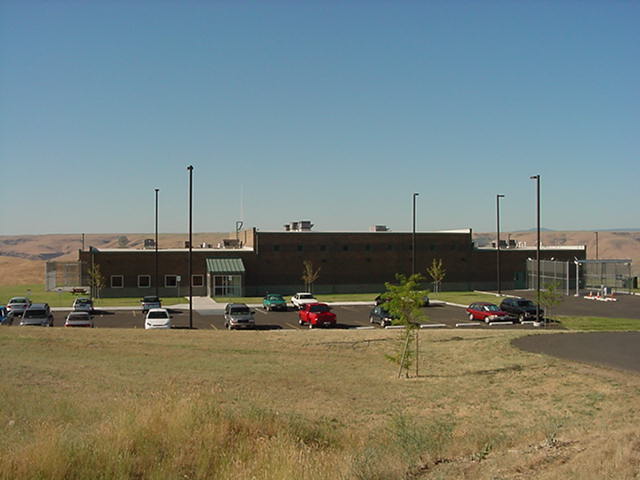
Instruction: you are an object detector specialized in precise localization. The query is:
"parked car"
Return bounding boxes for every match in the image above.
[19,303,54,327]
[368,305,397,327]
[6,297,31,317]
[499,297,544,322]
[144,308,172,329]
[72,297,93,312]
[298,303,336,329]
[466,302,514,323]
[65,311,94,328]
[141,296,161,313]
[291,292,318,310]
[263,293,287,312]
[224,303,255,330]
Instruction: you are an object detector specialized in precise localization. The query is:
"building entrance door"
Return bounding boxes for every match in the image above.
[212,275,242,297]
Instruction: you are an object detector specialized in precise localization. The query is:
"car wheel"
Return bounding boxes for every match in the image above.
[518,314,525,323]
[308,322,314,329]
[369,315,375,324]
[380,318,386,327]
[298,319,304,326]
[485,317,490,324]
[468,313,474,321]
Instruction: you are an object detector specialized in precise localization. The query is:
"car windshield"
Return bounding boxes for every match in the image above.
[299,294,314,300]
[25,310,46,318]
[148,311,168,319]
[10,298,27,304]
[517,300,534,307]
[76,299,91,304]
[68,313,88,320]
[267,295,284,301]
[143,296,160,302]
[483,305,500,312]
[231,307,250,314]
[310,304,329,313]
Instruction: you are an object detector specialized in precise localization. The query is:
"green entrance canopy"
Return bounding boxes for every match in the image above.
[206,258,245,274]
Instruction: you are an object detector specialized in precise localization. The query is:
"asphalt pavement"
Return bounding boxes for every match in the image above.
[513,331,640,374]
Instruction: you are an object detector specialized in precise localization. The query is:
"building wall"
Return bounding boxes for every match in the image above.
[79,230,586,297]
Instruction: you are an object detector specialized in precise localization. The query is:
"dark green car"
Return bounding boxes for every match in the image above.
[263,294,288,312]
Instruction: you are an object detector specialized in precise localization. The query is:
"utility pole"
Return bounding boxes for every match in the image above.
[155,188,159,298]
[187,166,193,329]
[530,175,541,324]
[496,194,505,295]
[412,192,419,276]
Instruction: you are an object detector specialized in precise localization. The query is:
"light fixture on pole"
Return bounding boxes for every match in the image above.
[187,166,193,329]
[155,188,159,298]
[529,175,541,324]
[496,194,505,295]
[412,192,419,276]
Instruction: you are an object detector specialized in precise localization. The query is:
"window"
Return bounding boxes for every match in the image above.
[297,245,303,252]
[111,275,124,288]
[342,245,349,251]
[138,275,151,288]
[320,245,327,251]
[165,275,178,288]
[192,274,204,287]
[273,245,280,251]
[387,244,393,251]
[365,244,371,251]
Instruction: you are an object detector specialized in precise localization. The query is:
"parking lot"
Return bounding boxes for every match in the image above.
[40,302,553,330]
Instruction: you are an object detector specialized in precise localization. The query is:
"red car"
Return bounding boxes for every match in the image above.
[465,302,514,323]
[298,303,336,329]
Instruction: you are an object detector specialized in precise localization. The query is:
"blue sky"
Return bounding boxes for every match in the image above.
[1,1,638,235]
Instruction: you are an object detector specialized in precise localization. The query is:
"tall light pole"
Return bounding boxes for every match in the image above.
[530,175,541,324]
[155,188,159,298]
[496,194,505,295]
[412,192,419,276]
[595,231,599,260]
[187,166,193,329]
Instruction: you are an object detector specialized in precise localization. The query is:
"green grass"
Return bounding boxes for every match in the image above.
[1,328,639,479]
[558,315,640,331]
[0,284,184,308]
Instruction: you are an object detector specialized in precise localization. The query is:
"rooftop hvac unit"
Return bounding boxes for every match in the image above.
[284,220,314,231]
[370,225,389,232]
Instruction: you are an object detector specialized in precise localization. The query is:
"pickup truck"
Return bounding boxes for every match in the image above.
[298,303,336,329]
[291,292,318,310]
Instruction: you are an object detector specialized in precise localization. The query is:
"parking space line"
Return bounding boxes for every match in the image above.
[286,322,301,330]
[210,323,218,330]
[254,309,268,315]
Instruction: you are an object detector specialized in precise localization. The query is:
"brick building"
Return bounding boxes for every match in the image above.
[78,227,586,297]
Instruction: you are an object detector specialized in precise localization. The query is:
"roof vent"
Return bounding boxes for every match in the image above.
[370,225,389,232]
[284,220,313,232]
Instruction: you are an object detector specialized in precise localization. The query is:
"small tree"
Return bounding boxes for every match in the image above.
[301,260,321,292]
[539,281,564,324]
[382,273,429,378]
[88,263,105,300]
[426,258,446,293]
[117,235,129,248]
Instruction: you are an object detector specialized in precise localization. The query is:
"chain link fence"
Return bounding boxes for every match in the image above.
[44,261,85,291]
[527,259,633,295]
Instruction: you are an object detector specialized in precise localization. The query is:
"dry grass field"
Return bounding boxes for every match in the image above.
[1,327,638,479]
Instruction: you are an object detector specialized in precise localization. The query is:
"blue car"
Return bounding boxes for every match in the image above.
[0,306,11,325]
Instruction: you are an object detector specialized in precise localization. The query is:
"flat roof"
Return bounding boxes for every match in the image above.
[257,229,472,234]
[475,245,586,251]
[89,247,254,253]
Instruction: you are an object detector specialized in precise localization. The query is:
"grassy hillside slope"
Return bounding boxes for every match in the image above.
[1,328,639,479]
